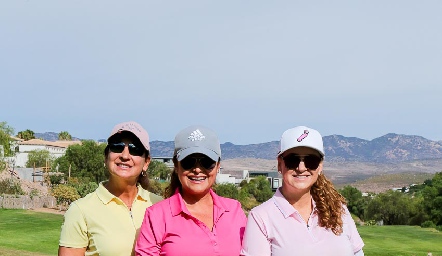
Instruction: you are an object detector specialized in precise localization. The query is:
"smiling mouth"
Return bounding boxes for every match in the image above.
[293,175,310,179]
[117,163,131,169]
[188,176,207,181]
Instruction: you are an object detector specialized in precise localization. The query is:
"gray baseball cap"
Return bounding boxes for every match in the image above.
[174,125,221,161]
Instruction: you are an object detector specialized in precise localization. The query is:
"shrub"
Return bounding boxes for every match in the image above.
[365,220,377,226]
[214,183,239,200]
[29,188,40,199]
[49,173,64,185]
[421,220,436,228]
[0,178,25,195]
[148,179,164,197]
[74,182,98,198]
[51,184,80,207]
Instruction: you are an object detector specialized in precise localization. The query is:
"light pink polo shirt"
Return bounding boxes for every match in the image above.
[135,189,247,256]
[240,189,364,256]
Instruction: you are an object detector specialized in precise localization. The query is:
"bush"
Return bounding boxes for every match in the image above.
[74,182,98,198]
[49,173,64,185]
[365,220,377,226]
[29,188,40,198]
[51,184,80,207]
[421,220,436,228]
[214,183,239,200]
[0,178,24,195]
[148,179,164,197]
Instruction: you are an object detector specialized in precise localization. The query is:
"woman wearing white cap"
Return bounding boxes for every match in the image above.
[135,125,247,256]
[58,121,163,256]
[241,126,365,256]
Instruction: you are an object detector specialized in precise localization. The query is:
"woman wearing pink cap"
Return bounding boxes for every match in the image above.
[58,121,163,256]
[241,126,365,256]
[135,125,247,256]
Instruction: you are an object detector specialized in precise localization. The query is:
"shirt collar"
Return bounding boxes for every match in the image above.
[170,188,229,216]
[96,181,148,205]
[273,188,317,219]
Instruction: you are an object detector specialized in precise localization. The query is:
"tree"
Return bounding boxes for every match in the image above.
[241,176,273,203]
[0,121,14,157]
[253,176,273,202]
[58,131,72,141]
[54,140,107,183]
[364,190,416,225]
[421,172,442,226]
[214,183,239,200]
[148,160,171,180]
[339,185,367,218]
[67,177,99,197]
[26,149,54,168]
[17,129,35,141]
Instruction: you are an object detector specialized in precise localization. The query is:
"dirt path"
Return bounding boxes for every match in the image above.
[30,207,65,215]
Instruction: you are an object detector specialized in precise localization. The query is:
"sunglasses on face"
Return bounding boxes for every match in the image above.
[108,142,145,157]
[180,156,217,171]
[281,154,322,170]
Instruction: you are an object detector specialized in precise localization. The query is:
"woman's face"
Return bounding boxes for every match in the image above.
[105,135,150,183]
[175,153,219,198]
[278,146,323,195]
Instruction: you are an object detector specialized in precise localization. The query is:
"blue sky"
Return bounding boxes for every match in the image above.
[1,1,441,144]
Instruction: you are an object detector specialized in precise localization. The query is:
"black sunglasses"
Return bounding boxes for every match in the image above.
[180,156,217,171]
[108,142,146,157]
[281,154,322,170]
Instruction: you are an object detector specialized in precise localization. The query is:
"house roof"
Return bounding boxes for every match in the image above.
[19,139,82,148]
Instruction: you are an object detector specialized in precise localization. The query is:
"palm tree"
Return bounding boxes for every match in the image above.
[17,129,35,141]
[58,131,72,141]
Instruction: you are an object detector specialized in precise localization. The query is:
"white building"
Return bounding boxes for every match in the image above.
[11,139,81,167]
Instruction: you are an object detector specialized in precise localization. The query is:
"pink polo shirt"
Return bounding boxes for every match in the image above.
[135,189,247,256]
[240,189,364,256]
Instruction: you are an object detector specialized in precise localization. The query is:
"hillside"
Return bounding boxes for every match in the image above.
[35,132,442,163]
[31,131,442,193]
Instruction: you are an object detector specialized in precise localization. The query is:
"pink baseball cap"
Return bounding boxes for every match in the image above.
[108,121,150,151]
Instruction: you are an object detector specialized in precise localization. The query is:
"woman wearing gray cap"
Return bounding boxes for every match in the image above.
[58,121,163,256]
[135,125,247,256]
[241,126,365,256]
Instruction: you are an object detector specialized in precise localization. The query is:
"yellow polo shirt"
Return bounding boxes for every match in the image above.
[59,182,163,256]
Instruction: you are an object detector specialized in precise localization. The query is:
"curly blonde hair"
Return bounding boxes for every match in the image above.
[311,173,347,235]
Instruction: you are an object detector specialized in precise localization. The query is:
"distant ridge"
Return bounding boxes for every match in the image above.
[34,132,81,141]
[35,132,442,163]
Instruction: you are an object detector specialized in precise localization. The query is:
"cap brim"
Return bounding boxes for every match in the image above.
[277,146,325,157]
[176,147,220,161]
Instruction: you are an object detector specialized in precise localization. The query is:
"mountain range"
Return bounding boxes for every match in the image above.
[36,132,442,163]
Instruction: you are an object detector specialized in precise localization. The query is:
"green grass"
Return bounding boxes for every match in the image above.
[359,225,442,256]
[1,209,442,255]
[0,209,63,256]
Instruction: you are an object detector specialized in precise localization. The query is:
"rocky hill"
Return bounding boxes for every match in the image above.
[149,133,442,163]
[35,132,442,163]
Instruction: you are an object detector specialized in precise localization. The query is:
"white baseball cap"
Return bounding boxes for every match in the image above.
[278,126,324,156]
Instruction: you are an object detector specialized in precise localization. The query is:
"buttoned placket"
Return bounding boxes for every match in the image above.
[184,208,225,256]
[293,209,317,241]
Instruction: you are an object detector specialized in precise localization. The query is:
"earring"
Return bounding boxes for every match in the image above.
[141,170,147,177]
